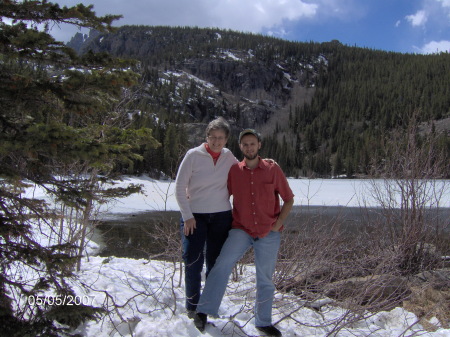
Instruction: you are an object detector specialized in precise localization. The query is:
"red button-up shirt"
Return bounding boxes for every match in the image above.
[227,158,294,238]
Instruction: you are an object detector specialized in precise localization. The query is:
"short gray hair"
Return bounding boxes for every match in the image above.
[205,117,230,138]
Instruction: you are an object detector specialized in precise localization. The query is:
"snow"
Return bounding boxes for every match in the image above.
[68,254,450,337]
[86,176,448,215]
[22,176,450,336]
[223,51,240,61]
[68,255,450,337]
[216,49,242,61]
[318,54,328,65]
[163,70,217,91]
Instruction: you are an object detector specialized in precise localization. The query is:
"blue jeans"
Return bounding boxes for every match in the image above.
[197,229,281,327]
[181,210,232,311]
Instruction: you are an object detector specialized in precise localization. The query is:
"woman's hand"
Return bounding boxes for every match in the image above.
[263,158,279,166]
[183,217,197,236]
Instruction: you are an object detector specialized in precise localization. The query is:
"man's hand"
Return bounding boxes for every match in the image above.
[183,217,196,236]
[272,198,294,232]
[271,219,283,232]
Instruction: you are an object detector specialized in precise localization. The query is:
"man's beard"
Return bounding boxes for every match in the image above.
[243,153,258,160]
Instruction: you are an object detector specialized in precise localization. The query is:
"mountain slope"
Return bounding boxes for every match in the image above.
[68,26,450,177]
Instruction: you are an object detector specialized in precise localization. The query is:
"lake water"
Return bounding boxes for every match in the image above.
[94,206,450,259]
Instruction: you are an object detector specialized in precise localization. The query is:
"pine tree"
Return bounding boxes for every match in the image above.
[0,1,159,335]
[163,123,180,177]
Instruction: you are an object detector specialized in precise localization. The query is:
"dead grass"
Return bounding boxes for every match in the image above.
[403,285,450,331]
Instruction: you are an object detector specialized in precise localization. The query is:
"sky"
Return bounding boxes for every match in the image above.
[48,0,450,54]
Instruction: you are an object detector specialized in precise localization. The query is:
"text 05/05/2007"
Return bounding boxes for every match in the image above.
[27,295,94,306]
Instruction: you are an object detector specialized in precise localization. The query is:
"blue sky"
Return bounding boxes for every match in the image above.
[51,0,450,54]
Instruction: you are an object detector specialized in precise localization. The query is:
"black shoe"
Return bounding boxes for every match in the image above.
[256,325,282,337]
[193,312,207,332]
[186,309,196,319]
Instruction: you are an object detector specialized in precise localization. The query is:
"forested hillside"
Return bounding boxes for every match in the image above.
[70,25,450,178]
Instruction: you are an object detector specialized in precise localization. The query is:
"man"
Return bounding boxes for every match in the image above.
[194,129,294,337]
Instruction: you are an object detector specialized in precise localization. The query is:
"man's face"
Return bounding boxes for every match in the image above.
[239,134,261,160]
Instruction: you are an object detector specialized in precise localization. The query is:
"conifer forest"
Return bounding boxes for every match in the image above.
[68,25,449,179]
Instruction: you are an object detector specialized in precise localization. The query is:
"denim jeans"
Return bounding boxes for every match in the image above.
[197,228,281,327]
[180,210,232,311]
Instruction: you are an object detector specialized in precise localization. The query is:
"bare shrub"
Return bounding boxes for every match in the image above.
[269,111,449,333]
[137,214,183,291]
[366,112,448,275]
[275,207,350,294]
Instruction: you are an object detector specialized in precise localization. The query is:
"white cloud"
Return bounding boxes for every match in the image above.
[420,40,450,53]
[207,0,318,33]
[405,10,428,27]
[47,0,320,42]
[436,0,450,19]
[53,0,318,34]
[436,0,450,8]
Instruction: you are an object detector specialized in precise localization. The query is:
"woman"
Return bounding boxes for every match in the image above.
[175,117,237,317]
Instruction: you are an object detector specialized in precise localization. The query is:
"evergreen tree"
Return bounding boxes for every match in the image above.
[0,2,159,335]
[163,123,181,177]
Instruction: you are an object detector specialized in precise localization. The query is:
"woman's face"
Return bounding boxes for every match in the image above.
[206,129,228,153]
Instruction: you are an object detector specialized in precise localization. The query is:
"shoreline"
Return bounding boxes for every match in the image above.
[94,206,449,259]
[97,205,450,225]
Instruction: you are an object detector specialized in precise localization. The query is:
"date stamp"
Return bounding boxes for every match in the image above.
[27,295,94,306]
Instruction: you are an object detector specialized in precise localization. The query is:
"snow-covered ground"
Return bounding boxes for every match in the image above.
[23,176,450,336]
[71,255,450,337]
[88,176,449,216]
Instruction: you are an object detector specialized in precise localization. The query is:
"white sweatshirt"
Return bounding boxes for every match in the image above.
[175,143,238,221]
